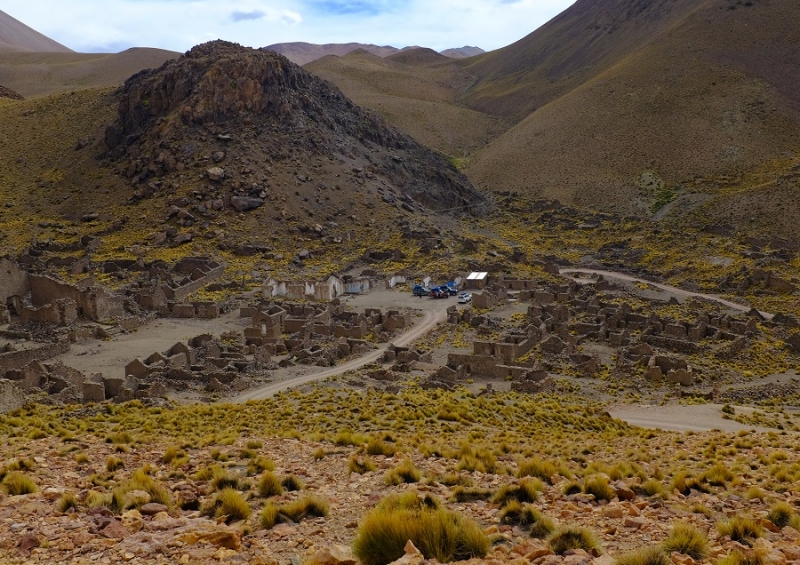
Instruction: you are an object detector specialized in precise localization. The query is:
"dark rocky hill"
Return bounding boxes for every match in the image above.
[103,41,489,218]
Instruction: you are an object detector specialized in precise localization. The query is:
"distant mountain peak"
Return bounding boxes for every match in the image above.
[0,9,72,53]
[264,41,485,65]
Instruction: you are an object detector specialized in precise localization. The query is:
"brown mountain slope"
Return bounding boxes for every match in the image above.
[0,47,179,98]
[0,9,72,53]
[0,41,489,275]
[464,0,800,236]
[460,0,706,122]
[306,50,509,158]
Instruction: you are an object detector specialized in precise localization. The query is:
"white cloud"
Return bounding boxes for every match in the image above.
[2,0,575,54]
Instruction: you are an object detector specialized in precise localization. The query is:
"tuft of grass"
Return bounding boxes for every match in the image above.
[56,492,79,513]
[583,475,615,502]
[499,500,555,538]
[640,478,665,497]
[548,526,601,555]
[614,546,671,565]
[450,486,494,503]
[74,452,90,464]
[385,459,421,485]
[349,455,376,475]
[260,502,279,529]
[208,467,244,493]
[278,496,329,523]
[161,445,184,464]
[281,474,305,491]
[247,456,275,475]
[212,488,251,524]
[517,457,556,483]
[492,478,542,506]
[434,472,473,487]
[562,480,582,496]
[246,439,263,449]
[717,516,763,545]
[717,547,771,565]
[257,471,283,498]
[2,471,37,496]
[703,462,733,486]
[85,491,112,510]
[312,447,326,460]
[670,471,708,495]
[106,455,124,472]
[366,437,396,457]
[353,494,489,565]
[661,521,709,560]
[767,501,795,528]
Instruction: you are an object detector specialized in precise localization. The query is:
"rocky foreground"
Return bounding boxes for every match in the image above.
[1,392,800,565]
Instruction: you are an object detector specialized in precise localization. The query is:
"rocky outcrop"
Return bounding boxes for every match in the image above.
[0,85,24,100]
[103,40,490,216]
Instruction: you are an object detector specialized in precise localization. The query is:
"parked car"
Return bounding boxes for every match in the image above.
[446,285,459,296]
[412,285,430,297]
[457,292,472,304]
[429,288,449,298]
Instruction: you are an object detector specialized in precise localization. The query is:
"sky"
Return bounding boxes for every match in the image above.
[3,0,575,54]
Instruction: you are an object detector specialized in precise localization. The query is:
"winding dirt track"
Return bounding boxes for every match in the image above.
[560,268,773,320]
[231,305,448,401]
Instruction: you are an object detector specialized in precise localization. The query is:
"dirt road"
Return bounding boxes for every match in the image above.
[608,403,772,433]
[560,268,773,320]
[231,301,449,401]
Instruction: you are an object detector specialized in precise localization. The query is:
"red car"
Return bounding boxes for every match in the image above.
[429,288,449,298]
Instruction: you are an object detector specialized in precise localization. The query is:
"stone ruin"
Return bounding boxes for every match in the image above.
[426,274,770,391]
[241,300,412,367]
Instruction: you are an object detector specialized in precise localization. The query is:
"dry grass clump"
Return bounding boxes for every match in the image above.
[247,456,275,475]
[661,521,709,560]
[451,486,494,502]
[639,478,665,497]
[352,492,489,565]
[767,501,795,528]
[281,474,305,491]
[106,455,124,472]
[583,475,615,501]
[349,455,376,474]
[161,445,187,464]
[517,456,557,482]
[614,546,671,565]
[703,462,734,486]
[208,467,246,492]
[257,471,283,497]
[548,525,601,555]
[366,437,396,457]
[2,471,37,496]
[278,496,330,522]
[110,467,172,512]
[717,547,771,565]
[499,500,555,538]
[260,496,332,529]
[260,502,279,529]
[203,488,251,524]
[385,458,421,485]
[492,478,543,506]
[717,516,763,545]
[56,492,79,513]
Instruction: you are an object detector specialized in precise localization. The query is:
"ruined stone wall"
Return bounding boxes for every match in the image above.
[0,339,71,375]
[0,379,25,414]
[29,275,124,322]
[171,263,225,300]
[0,258,28,304]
